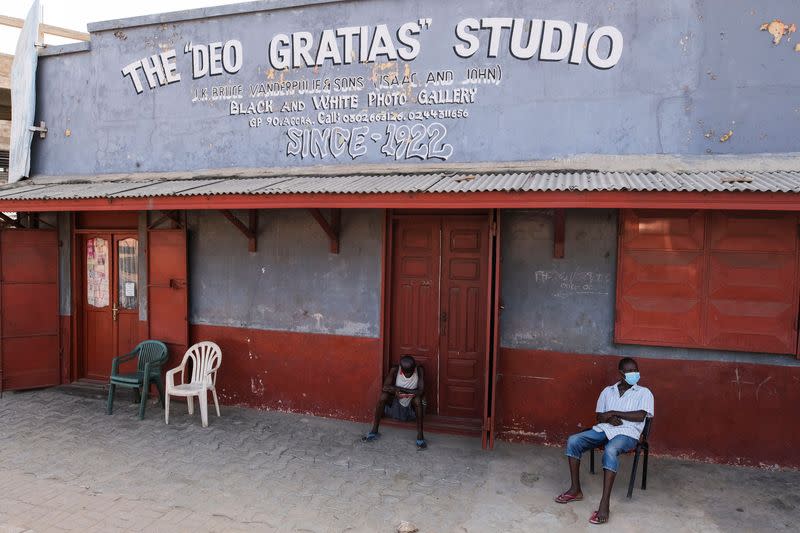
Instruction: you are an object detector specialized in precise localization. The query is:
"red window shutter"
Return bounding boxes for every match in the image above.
[615,210,705,346]
[705,212,799,354]
[616,210,800,355]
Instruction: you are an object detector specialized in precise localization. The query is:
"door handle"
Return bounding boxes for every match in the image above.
[112,303,119,322]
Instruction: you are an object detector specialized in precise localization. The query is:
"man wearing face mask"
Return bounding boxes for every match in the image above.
[554,357,654,525]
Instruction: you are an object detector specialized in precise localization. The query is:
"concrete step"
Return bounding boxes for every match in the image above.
[56,381,136,401]
[382,414,483,438]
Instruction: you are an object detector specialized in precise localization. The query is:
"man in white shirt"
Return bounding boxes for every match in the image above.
[554,357,654,525]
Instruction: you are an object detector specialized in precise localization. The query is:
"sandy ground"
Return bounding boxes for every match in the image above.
[0,388,798,532]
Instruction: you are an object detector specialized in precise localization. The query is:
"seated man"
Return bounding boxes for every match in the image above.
[555,357,654,525]
[362,355,427,450]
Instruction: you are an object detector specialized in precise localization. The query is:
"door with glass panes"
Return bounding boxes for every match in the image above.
[80,233,140,380]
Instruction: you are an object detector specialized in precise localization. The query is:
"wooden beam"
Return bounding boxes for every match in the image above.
[248,210,258,253]
[0,212,22,228]
[553,208,565,259]
[308,208,340,254]
[219,209,257,252]
[0,15,90,42]
[330,208,341,254]
[148,210,181,229]
[0,54,12,91]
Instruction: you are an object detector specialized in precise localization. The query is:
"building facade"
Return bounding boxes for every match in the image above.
[2,0,800,468]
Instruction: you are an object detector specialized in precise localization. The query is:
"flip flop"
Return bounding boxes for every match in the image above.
[416,439,427,450]
[589,511,609,525]
[554,492,583,504]
[361,432,380,442]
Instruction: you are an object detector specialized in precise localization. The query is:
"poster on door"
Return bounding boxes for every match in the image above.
[87,238,109,308]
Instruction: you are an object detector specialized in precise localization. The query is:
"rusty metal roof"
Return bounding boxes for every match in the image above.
[0,171,798,200]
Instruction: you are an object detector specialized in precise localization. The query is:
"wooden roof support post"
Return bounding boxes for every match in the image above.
[149,210,183,229]
[219,209,258,252]
[553,208,565,259]
[248,210,258,253]
[308,208,340,254]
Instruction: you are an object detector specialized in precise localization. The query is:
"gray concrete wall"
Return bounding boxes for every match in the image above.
[187,208,382,337]
[30,0,800,176]
[499,209,800,367]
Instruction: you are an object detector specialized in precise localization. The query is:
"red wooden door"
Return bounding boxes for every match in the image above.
[439,216,489,419]
[485,209,501,449]
[389,217,441,414]
[148,229,188,365]
[0,229,60,391]
[114,235,141,361]
[81,233,140,380]
[82,234,113,380]
[389,215,490,420]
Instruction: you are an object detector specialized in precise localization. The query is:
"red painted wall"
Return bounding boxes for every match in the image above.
[190,324,382,422]
[495,348,800,468]
[179,324,800,468]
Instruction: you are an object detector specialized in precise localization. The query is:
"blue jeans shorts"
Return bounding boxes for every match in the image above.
[565,429,638,473]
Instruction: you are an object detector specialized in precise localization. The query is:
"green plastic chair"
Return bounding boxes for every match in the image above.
[106,340,169,420]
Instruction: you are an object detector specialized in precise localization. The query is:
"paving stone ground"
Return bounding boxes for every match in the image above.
[0,388,798,532]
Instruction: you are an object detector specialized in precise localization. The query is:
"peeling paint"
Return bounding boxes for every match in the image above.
[760,19,796,45]
[250,376,265,395]
[505,429,548,439]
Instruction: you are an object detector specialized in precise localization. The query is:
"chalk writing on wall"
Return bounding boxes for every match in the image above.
[533,270,611,299]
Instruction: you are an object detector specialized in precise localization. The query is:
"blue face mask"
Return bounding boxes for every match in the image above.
[624,372,640,386]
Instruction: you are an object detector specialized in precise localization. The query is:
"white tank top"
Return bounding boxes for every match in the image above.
[395,368,418,407]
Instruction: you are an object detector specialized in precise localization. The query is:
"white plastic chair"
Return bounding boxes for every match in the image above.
[165,341,222,427]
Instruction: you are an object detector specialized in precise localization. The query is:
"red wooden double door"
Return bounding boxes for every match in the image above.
[78,229,188,381]
[80,233,141,380]
[389,215,491,421]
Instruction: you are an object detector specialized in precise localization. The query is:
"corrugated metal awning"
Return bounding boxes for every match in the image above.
[0,170,798,200]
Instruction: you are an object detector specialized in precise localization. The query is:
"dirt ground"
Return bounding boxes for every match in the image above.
[0,388,798,532]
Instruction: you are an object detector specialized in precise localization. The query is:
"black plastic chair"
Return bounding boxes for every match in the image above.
[590,417,652,498]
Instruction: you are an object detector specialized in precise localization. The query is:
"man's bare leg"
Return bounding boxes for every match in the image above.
[412,396,426,449]
[565,456,583,499]
[369,392,391,435]
[595,469,616,522]
[412,396,425,441]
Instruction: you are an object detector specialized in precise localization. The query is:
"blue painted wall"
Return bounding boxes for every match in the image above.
[30,0,800,176]
[499,209,800,367]
[187,208,382,337]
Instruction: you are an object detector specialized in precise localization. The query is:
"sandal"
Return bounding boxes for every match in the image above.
[589,511,609,525]
[554,492,583,504]
[361,432,380,442]
[416,439,427,450]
